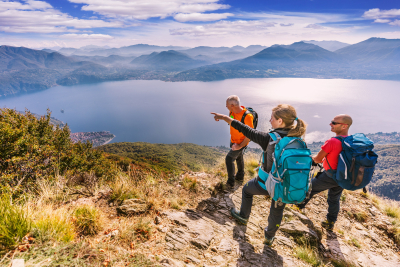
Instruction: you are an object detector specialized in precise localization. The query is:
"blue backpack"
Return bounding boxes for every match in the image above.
[258,132,313,204]
[332,133,378,190]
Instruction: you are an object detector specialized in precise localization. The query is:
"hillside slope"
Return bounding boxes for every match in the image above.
[97,142,224,173]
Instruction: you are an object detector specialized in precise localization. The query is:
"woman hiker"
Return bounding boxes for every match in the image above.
[211,104,307,246]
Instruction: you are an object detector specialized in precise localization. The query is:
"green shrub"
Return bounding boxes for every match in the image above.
[0,194,31,251]
[32,214,75,243]
[73,206,103,236]
[0,108,117,195]
[294,245,322,267]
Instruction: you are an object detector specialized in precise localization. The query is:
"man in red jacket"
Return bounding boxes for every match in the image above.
[298,114,352,231]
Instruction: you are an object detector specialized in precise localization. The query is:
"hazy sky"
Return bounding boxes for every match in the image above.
[1,0,400,48]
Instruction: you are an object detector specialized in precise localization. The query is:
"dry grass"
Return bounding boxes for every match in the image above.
[294,245,322,267]
[31,205,75,243]
[181,175,199,192]
[383,201,400,219]
[73,205,104,236]
[244,153,259,177]
[353,211,368,223]
[347,237,361,248]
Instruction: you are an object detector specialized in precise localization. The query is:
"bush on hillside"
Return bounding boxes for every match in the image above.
[0,108,117,195]
[0,194,31,251]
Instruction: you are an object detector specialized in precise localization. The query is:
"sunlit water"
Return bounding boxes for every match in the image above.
[1,78,399,147]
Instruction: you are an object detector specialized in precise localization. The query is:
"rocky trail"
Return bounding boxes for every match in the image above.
[137,172,400,267]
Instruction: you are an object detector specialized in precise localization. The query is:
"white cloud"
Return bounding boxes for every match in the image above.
[0,0,123,33]
[174,12,233,22]
[305,24,325,29]
[389,20,400,27]
[374,19,391,23]
[363,8,400,20]
[280,23,293,27]
[69,0,231,22]
[305,131,334,144]
[60,33,114,39]
[363,8,400,26]
[376,31,400,39]
[313,115,321,118]
[170,20,276,36]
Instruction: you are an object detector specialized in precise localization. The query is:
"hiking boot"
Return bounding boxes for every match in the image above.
[321,219,335,231]
[230,208,248,225]
[263,236,275,247]
[225,179,235,189]
[235,173,244,182]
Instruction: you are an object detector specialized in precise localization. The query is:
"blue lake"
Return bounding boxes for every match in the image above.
[1,78,399,147]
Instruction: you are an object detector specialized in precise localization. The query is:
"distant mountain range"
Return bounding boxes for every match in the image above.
[1,37,400,97]
[303,40,350,52]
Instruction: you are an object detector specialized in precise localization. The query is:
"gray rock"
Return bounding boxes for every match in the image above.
[274,235,294,248]
[117,199,147,215]
[218,238,233,252]
[11,259,24,267]
[160,258,185,267]
[212,255,225,264]
[238,242,284,267]
[155,216,162,224]
[290,210,314,228]
[369,206,380,216]
[165,227,190,250]
[234,228,245,240]
[279,220,319,241]
[186,255,201,264]
[166,211,215,250]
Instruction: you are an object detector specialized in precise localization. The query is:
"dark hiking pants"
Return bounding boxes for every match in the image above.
[239,178,286,239]
[225,143,245,184]
[301,171,343,222]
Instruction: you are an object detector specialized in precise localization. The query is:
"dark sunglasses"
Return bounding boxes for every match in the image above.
[331,121,348,125]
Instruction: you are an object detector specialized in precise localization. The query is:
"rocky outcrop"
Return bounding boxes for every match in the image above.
[149,172,400,267]
[116,199,148,215]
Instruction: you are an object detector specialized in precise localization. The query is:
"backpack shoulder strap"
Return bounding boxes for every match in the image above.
[268,131,281,145]
[241,110,250,124]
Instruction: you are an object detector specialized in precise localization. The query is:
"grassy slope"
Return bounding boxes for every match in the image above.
[97,142,224,174]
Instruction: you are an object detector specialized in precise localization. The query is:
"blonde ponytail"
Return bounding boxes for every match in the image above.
[272,104,307,138]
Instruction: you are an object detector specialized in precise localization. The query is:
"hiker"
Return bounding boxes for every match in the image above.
[223,95,254,187]
[297,114,353,231]
[211,104,307,246]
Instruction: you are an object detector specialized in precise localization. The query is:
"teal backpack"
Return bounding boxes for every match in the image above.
[258,132,313,205]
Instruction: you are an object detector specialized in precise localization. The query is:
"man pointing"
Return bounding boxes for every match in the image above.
[224,95,254,187]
